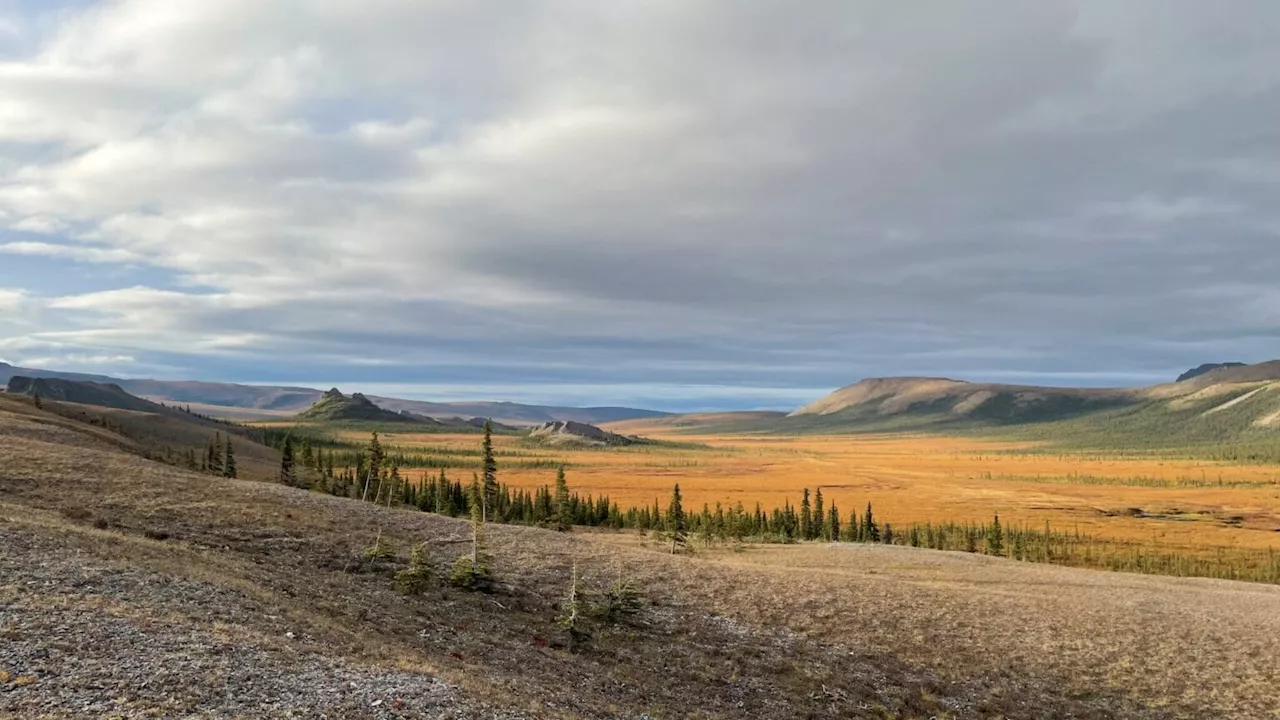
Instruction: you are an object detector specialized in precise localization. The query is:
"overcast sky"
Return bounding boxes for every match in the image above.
[1,1,1278,411]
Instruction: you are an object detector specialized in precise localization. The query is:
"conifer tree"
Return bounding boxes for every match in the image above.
[812,489,824,541]
[666,483,686,554]
[207,434,223,476]
[863,502,880,543]
[450,476,493,590]
[361,431,384,502]
[553,465,572,532]
[698,504,714,547]
[481,419,497,521]
[280,437,295,486]
[799,488,812,540]
[32,392,42,409]
[987,513,1004,556]
[827,504,840,542]
[222,437,237,478]
[394,544,434,596]
[556,560,590,650]
[842,508,858,542]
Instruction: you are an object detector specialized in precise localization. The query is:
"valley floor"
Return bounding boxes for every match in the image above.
[2,402,1279,718]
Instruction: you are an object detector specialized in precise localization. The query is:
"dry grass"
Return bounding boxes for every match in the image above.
[5,400,1280,717]
[325,425,1280,557]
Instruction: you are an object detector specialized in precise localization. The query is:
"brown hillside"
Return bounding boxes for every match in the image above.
[789,377,1133,420]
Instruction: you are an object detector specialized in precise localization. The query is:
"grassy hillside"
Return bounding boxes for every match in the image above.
[7,376,166,414]
[3,400,1279,717]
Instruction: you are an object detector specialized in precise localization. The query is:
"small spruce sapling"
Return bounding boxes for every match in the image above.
[394,544,434,595]
[556,560,590,649]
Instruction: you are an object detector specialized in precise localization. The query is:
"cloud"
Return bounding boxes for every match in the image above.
[0,1,1279,407]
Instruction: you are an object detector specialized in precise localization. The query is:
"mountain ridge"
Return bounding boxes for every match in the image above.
[0,362,669,426]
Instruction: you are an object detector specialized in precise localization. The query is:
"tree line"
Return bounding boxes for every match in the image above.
[257,423,1280,585]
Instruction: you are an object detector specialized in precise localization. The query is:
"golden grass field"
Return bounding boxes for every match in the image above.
[345,422,1280,557]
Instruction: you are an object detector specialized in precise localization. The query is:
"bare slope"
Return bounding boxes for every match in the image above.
[2,399,1279,717]
[788,377,1133,425]
[526,420,636,447]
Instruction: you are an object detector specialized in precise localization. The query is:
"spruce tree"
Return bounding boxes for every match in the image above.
[32,392,42,409]
[812,489,824,541]
[553,466,572,532]
[987,514,1004,556]
[799,488,812,541]
[361,431,384,502]
[666,483,686,554]
[451,476,493,590]
[207,434,223,476]
[827,504,839,542]
[481,419,497,521]
[556,560,590,650]
[279,437,295,486]
[222,437,237,478]
[394,544,434,596]
[863,502,879,543]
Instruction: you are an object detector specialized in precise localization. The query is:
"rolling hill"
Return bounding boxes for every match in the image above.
[1,378,282,479]
[6,376,170,414]
[0,362,670,426]
[626,362,1280,459]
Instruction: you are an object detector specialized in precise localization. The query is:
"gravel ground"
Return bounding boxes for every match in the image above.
[0,529,523,719]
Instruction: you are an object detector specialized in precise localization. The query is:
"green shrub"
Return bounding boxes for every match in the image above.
[394,545,433,595]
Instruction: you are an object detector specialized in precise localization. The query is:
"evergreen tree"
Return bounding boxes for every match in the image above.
[987,513,1004,556]
[451,476,493,589]
[842,508,858,542]
[222,436,237,478]
[812,489,824,541]
[698,503,714,547]
[32,392,42,409]
[799,488,812,540]
[361,431,384,502]
[827,504,840,542]
[553,465,572,532]
[863,502,880,543]
[556,560,590,650]
[481,419,497,521]
[207,434,223,476]
[280,437,295,486]
[666,483,686,554]
[394,544,434,596]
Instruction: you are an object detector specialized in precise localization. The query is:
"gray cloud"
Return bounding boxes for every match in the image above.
[1,1,1279,408]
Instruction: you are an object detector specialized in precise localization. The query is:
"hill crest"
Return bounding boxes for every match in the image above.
[296,388,425,424]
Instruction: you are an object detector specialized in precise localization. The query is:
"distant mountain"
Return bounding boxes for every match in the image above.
[787,377,1132,427]
[1177,362,1247,383]
[527,420,637,447]
[296,389,428,424]
[0,362,670,425]
[756,362,1280,454]
[6,376,168,414]
[366,396,671,426]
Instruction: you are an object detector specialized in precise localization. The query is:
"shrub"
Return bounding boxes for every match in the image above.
[596,577,643,622]
[394,544,434,596]
[449,555,493,590]
[363,535,395,563]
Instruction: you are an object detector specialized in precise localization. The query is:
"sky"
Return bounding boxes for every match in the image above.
[1,1,1279,412]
